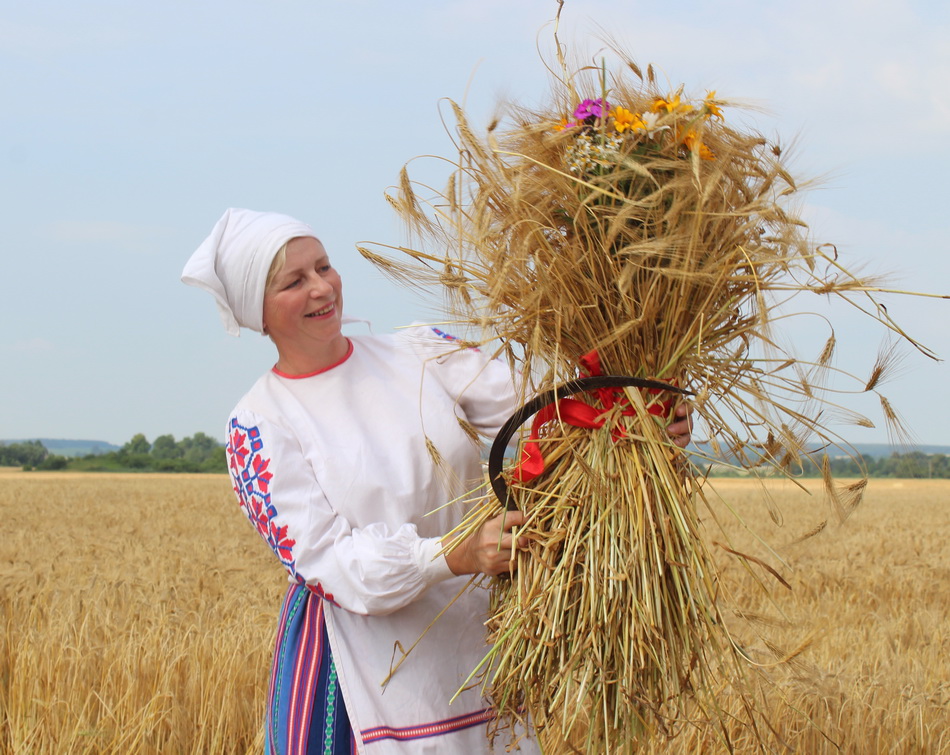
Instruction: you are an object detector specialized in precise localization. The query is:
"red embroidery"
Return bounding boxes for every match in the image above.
[361,708,495,743]
[227,418,297,574]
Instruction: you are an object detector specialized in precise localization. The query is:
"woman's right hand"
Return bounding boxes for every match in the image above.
[444,511,527,577]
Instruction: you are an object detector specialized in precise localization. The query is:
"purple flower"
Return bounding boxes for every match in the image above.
[573,98,610,120]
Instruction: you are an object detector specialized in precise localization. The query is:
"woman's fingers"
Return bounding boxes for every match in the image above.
[667,403,693,448]
[444,511,528,576]
[478,511,527,575]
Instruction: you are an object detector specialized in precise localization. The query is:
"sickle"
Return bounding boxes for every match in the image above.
[487,376,693,510]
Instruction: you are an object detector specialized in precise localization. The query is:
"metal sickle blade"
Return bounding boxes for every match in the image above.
[488,375,693,510]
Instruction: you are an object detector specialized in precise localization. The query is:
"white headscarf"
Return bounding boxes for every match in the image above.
[181,208,318,336]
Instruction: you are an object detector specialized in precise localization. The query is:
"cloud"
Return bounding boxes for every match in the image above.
[767,0,950,139]
[876,58,950,135]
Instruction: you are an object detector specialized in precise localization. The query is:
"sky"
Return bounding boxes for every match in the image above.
[2,0,949,448]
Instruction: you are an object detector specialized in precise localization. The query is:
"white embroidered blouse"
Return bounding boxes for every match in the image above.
[225,325,537,753]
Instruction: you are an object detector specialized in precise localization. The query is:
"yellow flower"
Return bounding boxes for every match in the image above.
[682,129,715,160]
[651,95,675,113]
[651,93,692,114]
[612,106,644,133]
[554,117,574,132]
[703,90,724,120]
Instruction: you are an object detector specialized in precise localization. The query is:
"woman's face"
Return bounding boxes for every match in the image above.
[262,236,345,357]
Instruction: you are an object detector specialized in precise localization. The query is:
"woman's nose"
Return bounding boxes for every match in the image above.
[308,275,332,297]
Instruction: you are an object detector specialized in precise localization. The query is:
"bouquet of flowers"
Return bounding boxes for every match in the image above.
[361,47,939,750]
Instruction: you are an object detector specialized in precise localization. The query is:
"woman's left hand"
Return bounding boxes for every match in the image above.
[667,403,693,448]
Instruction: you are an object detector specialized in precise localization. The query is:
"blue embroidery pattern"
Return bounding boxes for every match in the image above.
[430,326,480,351]
[430,326,458,342]
[227,417,297,574]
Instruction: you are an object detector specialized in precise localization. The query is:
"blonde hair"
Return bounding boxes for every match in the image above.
[264,243,290,292]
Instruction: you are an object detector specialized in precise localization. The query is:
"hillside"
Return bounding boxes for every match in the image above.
[1,439,121,457]
[847,442,950,458]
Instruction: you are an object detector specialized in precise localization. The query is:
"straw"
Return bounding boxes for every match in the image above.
[361,41,943,750]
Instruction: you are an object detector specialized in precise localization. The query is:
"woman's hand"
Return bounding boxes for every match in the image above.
[444,511,527,577]
[667,403,693,448]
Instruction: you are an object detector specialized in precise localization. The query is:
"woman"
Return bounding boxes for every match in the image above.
[182,208,692,754]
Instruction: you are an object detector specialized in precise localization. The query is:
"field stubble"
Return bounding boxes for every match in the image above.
[0,470,947,753]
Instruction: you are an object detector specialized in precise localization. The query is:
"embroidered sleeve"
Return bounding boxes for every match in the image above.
[226,413,455,615]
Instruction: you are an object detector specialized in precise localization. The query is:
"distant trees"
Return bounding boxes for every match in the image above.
[123,433,152,455]
[3,435,948,478]
[104,432,226,472]
[1,433,227,473]
[177,432,221,464]
[0,440,48,468]
[140,432,225,471]
[708,451,950,479]
[151,434,181,460]
[37,455,68,470]
[826,450,950,479]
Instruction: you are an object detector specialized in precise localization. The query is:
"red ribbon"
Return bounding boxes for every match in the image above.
[511,350,676,484]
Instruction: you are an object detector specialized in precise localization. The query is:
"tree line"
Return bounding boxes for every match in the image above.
[0,434,226,473]
[817,451,950,479]
[4,435,950,478]
[709,450,950,479]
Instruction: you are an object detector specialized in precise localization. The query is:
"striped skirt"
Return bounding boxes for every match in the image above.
[266,583,357,755]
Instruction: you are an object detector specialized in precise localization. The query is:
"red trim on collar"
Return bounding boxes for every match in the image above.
[271,339,354,379]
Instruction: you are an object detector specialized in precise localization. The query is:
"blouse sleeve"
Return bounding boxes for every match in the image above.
[405,326,520,435]
[226,412,456,616]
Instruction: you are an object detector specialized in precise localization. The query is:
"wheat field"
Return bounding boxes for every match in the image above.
[1,469,947,754]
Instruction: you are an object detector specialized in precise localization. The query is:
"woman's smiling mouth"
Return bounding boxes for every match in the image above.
[306,303,336,318]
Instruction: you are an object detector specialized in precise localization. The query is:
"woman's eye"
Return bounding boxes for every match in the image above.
[283,278,301,290]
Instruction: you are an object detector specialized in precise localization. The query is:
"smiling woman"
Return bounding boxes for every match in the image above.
[180,209,556,754]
